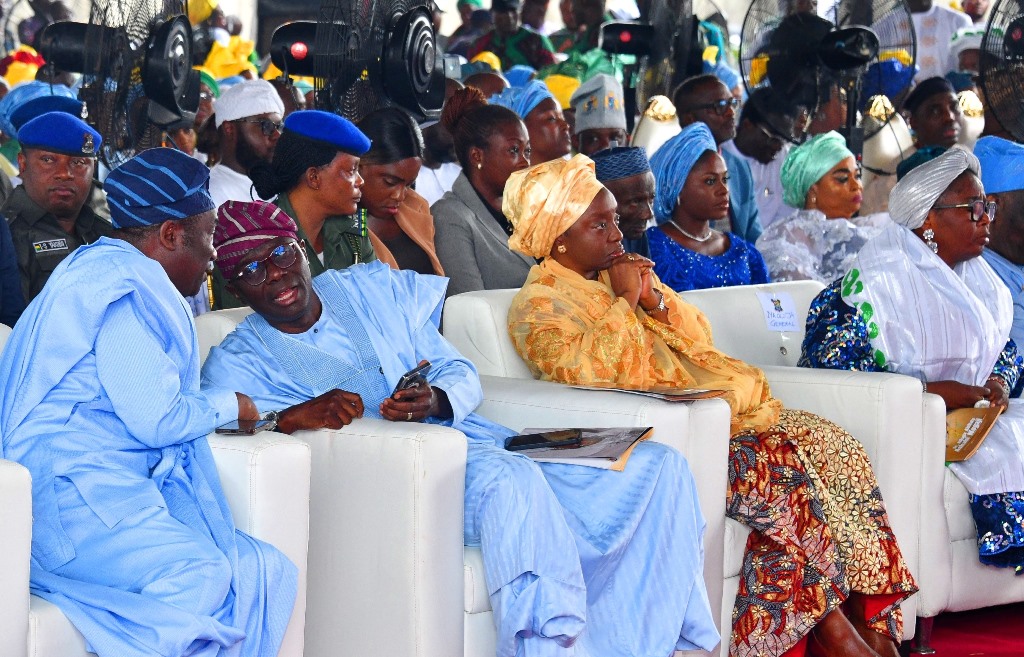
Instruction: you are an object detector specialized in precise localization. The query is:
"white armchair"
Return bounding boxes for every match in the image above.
[0,322,312,657]
[682,281,1024,648]
[441,282,924,648]
[194,308,730,657]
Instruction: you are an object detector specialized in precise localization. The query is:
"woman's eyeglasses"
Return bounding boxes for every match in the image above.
[690,98,740,116]
[235,242,302,286]
[932,199,997,223]
[235,118,284,137]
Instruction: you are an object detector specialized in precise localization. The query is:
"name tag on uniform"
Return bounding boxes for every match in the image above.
[756,291,800,333]
[33,239,69,254]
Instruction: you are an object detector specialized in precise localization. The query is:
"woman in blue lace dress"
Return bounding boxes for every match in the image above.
[800,147,1024,571]
[647,122,769,292]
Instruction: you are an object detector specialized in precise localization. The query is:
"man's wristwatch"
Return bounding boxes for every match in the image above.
[262,411,279,432]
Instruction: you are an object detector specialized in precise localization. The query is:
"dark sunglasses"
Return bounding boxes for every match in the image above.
[690,98,740,116]
[932,199,997,223]
[235,117,284,137]
[235,242,302,286]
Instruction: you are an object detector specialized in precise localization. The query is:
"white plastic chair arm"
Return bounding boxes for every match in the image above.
[0,458,31,657]
[208,433,312,657]
[290,420,468,657]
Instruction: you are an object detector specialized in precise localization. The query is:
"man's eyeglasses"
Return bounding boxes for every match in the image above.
[932,199,997,223]
[235,118,284,137]
[689,98,740,116]
[753,121,787,145]
[235,242,302,286]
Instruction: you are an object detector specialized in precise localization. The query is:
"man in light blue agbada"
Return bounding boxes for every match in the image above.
[201,200,720,657]
[978,136,1024,377]
[0,148,296,657]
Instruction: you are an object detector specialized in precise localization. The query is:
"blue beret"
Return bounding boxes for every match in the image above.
[975,136,1024,194]
[10,95,86,134]
[592,146,651,183]
[283,110,371,156]
[103,148,216,229]
[0,81,76,138]
[19,112,101,157]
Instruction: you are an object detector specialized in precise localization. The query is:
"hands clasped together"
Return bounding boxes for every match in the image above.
[607,253,667,315]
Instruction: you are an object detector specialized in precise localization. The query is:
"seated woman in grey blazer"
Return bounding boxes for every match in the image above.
[431,86,535,296]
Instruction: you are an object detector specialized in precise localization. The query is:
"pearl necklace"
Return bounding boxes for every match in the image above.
[668,219,714,242]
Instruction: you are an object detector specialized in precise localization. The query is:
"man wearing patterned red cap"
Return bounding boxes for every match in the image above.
[0,147,296,657]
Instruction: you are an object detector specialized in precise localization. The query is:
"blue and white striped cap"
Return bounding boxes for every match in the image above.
[103,148,216,229]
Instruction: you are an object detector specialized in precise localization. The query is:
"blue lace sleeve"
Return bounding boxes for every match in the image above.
[993,339,1024,397]
[798,279,883,372]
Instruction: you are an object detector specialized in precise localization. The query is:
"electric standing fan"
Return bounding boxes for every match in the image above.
[980,0,1024,141]
[37,0,200,169]
[739,0,916,155]
[269,0,447,123]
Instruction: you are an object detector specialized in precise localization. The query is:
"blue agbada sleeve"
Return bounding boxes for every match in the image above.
[96,296,238,447]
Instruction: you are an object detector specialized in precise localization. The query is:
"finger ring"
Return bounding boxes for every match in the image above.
[407,412,413,421]
[626,254,636,261]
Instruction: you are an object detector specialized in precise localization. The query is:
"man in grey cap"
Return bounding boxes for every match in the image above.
[570,74,629,155]
[208,78,285,207]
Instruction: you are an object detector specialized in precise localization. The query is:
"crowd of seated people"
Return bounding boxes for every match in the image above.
[1,1,1023,656]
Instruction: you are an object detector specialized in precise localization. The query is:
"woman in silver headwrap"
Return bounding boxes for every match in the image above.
[800,146,1024,572]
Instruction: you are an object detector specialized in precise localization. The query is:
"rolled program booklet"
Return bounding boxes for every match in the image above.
[506,427,654,471]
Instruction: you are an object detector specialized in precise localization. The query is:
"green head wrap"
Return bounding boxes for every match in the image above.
[197,69,220,99]
[780,131,853,208]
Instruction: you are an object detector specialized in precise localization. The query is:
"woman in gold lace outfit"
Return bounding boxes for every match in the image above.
[504,154,917,657]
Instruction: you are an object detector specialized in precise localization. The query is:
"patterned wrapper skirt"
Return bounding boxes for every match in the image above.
[727,409,918,656]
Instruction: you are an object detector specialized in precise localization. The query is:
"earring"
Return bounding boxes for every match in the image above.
[477,162,483,170]
[923,228,939,254]
[808,194,817,205]
[556,244,567,254]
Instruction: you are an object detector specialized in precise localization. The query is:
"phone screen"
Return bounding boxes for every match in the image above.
[215,419,277,435]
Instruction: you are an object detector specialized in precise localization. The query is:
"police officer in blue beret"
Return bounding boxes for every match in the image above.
[4,111,108,301]
[210,109,372,309]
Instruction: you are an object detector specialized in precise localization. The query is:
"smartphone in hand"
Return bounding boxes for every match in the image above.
[215,418,277,435]
[392,361,431,397]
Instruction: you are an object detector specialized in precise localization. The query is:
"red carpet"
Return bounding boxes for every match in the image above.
[922,603,1024,656]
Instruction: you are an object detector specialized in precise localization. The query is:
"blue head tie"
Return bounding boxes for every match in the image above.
[489,80,555,119]
[649,122,718,224]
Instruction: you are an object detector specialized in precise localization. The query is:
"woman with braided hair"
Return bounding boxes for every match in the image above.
[210,109,373,309]
[431,86,536,296]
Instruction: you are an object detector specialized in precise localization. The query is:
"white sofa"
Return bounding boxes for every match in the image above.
[0,322,313,657]
[194,308,731,657]
[441,282,923,648]
[682,282,1024,649]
